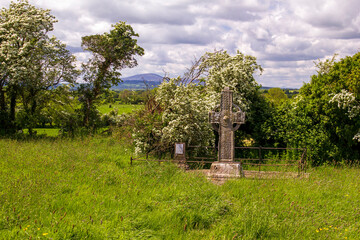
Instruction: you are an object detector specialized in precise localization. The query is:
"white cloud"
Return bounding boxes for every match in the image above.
[1,0,360,88]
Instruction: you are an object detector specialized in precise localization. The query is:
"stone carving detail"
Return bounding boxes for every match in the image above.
[209,87,245,162]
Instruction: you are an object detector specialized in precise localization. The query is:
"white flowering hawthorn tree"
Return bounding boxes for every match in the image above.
[330,90,360,141]
[133,50,262,155]
[0,0,78,134]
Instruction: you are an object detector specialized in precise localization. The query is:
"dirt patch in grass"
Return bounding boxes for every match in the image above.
[189,169,310,184]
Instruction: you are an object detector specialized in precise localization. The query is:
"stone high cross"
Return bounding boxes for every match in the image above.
[209,87,245,162]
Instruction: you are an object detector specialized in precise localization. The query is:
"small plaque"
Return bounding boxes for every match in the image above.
[175,143,184,155]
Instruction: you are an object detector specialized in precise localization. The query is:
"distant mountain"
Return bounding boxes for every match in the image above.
[260,86,299,90]
[110,73,300,90]
[112,73,163,90]
[122,73,163,82]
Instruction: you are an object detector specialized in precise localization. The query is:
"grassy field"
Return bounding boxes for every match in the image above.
[98,103,143,114]
[1,136,360,239]
[22,128,61,137]
[21,104,142,137]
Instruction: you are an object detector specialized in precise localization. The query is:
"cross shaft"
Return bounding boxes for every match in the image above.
[209,87,245,162]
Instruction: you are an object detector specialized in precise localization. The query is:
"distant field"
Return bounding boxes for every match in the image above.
[1,136,360,239]
[21,104,141,137]
[23,128,60,136]
[98,103,143,114]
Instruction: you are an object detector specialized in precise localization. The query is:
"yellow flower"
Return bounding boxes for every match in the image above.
[345,229,348,231]
[316,230,319,233]
[42,233,48,236]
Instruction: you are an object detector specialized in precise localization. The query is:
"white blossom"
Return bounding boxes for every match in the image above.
[133,50,262,154]
[330,90,360,141]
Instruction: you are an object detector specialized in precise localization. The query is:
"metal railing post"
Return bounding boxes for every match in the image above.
[258,146,262,172]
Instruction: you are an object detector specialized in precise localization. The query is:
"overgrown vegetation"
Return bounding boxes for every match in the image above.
[2,1,360,239]
[1,136,360,239]
[0,0,144,136]
[262,54,360,165]
[2,1,359,166]
[132,52,360,166]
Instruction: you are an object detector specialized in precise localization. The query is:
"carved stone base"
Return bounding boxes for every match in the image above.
[209,162,244,179]
[175,159,189,170]
[177,162,189,170]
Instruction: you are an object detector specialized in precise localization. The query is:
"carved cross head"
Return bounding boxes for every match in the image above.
[209,87,245,132]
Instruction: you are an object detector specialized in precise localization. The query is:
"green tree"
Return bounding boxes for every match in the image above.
[42,85,81,136]
[0,0,77,134]
[17,37,78,135]
[263,53,360,165]
[133,50,265,155]
[79,21,144,130]
[264,88,288,106]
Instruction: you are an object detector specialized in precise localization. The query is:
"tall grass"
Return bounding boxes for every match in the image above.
[0,136,359,239]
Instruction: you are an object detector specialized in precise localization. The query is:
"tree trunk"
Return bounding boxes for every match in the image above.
[10,91,16,129]
[28,127,33,136]
[84,98,91,127]
[27,98,37,136]
[0,86,5,112]
[0,86,7,133]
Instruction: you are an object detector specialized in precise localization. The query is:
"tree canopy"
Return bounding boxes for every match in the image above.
[133,50,265,155]
[79,21,144,129]
[0,0,77,134]
[263,53,360,164]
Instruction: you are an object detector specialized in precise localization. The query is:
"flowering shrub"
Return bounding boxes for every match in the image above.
[156,78,214,150]
[330,90,360,142]
[133,50,262,155]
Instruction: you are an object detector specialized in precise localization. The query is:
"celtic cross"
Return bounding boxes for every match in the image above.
[209,87,245,162]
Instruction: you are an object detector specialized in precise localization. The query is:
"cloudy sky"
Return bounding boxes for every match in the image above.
[1,0,360,88]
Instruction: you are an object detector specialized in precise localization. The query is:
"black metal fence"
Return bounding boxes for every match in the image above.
[130,146,307,174]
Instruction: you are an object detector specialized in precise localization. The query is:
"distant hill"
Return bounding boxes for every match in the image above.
[111,73,299,90]
[122,73,163,82]
[260,86,299,90]
[112,73,163,90]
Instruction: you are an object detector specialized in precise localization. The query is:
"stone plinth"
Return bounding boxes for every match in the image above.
[209,162,244,179]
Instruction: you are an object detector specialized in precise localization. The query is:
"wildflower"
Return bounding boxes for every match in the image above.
[316,229,319,233]
[42,233,48,236]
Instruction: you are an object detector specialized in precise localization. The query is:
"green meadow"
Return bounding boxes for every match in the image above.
[98,103,143,115]
[1,136,359,239]
[20,104,143,137]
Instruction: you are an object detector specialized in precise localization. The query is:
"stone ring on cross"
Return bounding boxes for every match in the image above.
[209,103,245,132]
